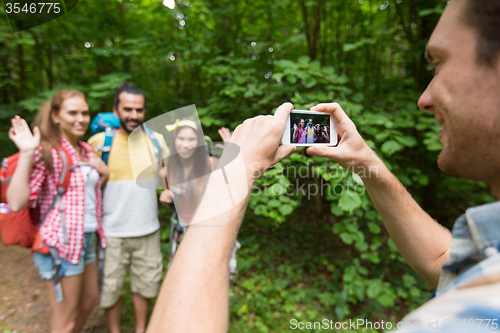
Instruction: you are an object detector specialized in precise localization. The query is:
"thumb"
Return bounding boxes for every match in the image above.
[8,127,15,141]
[33,126,41,141]
[274,144,296,164]
[306,146,342,161]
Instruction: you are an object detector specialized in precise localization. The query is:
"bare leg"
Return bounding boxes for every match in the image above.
[73,262,100,333]
[105,297,123,333]
[132,293,149,333]
[45,275,83,333]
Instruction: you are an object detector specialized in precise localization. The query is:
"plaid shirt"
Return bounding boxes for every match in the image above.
[29,138,106,264]
[396,201,500,332]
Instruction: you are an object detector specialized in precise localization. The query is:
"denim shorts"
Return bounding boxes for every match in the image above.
[34,232,97,280]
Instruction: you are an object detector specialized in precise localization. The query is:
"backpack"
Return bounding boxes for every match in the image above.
[0,146,75,252]
[90,112,121,136]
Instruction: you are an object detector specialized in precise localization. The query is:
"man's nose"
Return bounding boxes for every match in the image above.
[130,109,139,119]
[418,81,434,112]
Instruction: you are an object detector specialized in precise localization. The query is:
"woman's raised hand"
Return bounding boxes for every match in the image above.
[8,116,40,153]
[215,127,233,149]
[218,127,232,143]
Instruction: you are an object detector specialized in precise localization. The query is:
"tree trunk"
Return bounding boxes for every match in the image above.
[46,43,53,89]
[17,44,26,100]
[301,0,322,61]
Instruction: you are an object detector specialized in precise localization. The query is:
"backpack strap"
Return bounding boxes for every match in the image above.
[49,246,64,302]
[42,145,77,303]
[100,127,115,165]
[39,147,76,245]
[141,123,163,167]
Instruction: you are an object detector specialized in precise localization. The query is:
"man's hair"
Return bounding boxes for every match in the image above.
[113,83,146,108]
[462,0,500,66]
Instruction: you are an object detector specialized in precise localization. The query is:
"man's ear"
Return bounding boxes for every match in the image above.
[113,107,119,118]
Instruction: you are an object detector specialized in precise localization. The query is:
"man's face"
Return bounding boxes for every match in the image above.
[114,92,146,133]
[308,119,313,126]
[418,0,500,183]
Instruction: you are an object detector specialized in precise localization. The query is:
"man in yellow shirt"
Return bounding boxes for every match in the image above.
[306,118,315,143]
[88,84,169,333]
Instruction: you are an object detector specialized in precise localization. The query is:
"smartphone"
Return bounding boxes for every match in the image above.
[282,109,337,146]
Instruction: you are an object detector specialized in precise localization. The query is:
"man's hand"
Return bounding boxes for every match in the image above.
[305,103,381,177]
[147,102,296,333]
[305,102,451,287]
[230,102,296,179]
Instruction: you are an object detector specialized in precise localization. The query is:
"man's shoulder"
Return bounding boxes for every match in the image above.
[88,132,106,148]
[151,131,167,143]
[151,131,170,157]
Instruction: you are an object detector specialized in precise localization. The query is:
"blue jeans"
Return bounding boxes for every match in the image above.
[34,232,97,280]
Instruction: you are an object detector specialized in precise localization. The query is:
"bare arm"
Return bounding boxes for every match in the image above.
[307,103,451,287]
[6,116,41,212]
[147,103,296,333]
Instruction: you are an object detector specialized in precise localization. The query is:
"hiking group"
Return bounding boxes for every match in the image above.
[3,0,500,332]
[2,84,232,333]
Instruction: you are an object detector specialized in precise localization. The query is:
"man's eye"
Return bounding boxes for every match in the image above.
[68,111,77,115]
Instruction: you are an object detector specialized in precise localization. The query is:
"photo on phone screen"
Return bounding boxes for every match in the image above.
[290,113,331,144]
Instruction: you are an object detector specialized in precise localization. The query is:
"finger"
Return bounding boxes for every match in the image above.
[13,117,29,134]
[8,127,15,141]
[274,144,296,164]
[219,128,231,142]
[19,118,31,132]
[306,146,343,161]
[231,124,243,141]
[222,128,231,140]
[33,126,41,141]
[11,116,21,133]
[273,102,294,125]
[310,103,352,126]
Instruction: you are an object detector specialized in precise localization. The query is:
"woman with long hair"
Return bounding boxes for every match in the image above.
[7,89,108,333]
[160,120,239,276]
[292,118,306,143]
[160,119,216,224]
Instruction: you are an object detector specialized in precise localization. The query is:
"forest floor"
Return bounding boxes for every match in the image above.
[0,242,107,333]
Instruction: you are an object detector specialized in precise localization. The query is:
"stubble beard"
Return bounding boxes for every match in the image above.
[120,118,143,134]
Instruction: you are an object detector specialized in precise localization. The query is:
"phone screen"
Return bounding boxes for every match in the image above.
[290,112,331,144]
